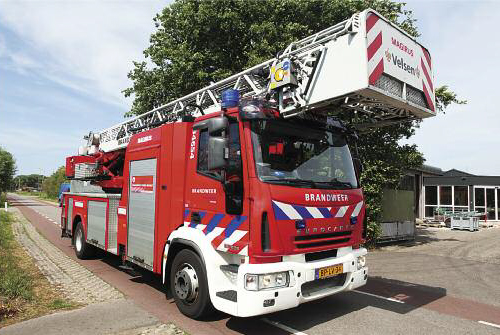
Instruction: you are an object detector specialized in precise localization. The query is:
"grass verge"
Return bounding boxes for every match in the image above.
[0,210,78,327]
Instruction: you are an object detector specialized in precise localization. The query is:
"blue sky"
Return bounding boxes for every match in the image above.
[402,0,500,175]
[0,1,498,176]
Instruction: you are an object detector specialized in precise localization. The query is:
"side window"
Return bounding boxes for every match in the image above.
[225,120,243,215]
[196,129,220,179]
[227,122,242,173]
[197,129,209,171]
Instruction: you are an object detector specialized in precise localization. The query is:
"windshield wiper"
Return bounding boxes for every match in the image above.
[266,178,317,188]
[324,178,354,189]
[265,177,354,189]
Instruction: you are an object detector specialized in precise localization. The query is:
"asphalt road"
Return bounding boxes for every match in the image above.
[7,193,500,335]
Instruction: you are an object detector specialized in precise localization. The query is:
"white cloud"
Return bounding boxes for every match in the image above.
[0,0,166,107]
[0,126,81,175]
[402,1,500,175]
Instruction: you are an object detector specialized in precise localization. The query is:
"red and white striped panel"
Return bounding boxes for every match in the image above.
[183,212,249,256]
[420,46,434,111]
[365,12,435,112]
[366,13,385,85]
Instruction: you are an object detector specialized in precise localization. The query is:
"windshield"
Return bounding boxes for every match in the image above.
[251,120,358,189]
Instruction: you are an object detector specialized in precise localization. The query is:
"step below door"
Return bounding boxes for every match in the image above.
[128,158,157,269]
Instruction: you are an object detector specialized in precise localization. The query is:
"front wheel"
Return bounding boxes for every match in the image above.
[170,249,214,319]
[74,222,94,259]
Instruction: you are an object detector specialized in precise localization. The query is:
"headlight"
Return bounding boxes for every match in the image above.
[245,272,289,291]
[357,255,366,270]
[245,274,259,291]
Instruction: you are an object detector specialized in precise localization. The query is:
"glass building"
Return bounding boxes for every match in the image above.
[422,169,500,222]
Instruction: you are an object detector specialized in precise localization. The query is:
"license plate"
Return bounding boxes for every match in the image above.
[316,264,343,279]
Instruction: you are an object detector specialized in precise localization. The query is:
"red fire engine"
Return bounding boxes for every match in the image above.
[61,9,435,319]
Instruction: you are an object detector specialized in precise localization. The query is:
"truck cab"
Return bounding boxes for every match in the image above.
[164,98,368,317]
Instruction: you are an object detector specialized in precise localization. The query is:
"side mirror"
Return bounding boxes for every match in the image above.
[353,158,363,176]
[208,137,228,170]
[193,116,228,135]
[208,117,228,135]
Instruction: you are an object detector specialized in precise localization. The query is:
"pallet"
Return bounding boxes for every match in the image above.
[416,222,445,228]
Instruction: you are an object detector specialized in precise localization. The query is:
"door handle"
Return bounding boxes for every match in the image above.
[191,212,201,225]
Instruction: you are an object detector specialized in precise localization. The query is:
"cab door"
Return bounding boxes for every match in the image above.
[185,118,249,255]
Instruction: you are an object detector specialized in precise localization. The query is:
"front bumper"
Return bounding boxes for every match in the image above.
[226,248,368,317]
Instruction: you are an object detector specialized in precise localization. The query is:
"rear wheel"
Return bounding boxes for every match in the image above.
[170,249,213,319]
[74,221,93,259]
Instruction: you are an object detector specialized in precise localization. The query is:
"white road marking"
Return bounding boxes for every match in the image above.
[478,321,500,329]
[261,318,308,335]
[353,290,405,304]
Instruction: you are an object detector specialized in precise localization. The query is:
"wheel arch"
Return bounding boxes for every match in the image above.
[162,238,206,287]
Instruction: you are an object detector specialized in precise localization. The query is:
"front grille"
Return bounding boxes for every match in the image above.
[295,231,351,241]
[301,273,347,297]
[294,231,352,249]
[305,249,338,262]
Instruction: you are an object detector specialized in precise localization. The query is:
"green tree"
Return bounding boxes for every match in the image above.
[124,0,465,242]
[41,167,67,199]
[13,174,45,190]
[0,146,16,195]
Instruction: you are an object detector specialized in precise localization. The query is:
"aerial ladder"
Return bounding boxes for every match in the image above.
[67,8,435,186]
[77,9,434,157]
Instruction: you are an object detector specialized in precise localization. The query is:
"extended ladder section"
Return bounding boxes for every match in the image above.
[92,9,435,153]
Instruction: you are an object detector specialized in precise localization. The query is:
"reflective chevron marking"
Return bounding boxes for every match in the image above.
[335,206,349,218]
[272,200,364,221]
[205,227,225,242]
[351,202,364,217]
[183,210,249,255]
[217,230,248,252]
[306,206,324,219]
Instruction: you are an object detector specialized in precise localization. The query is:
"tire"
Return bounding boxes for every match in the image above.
[74,221,94,259]
[170,249,214,319]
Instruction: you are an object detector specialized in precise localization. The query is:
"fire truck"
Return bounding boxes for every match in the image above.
[61,9,435,319]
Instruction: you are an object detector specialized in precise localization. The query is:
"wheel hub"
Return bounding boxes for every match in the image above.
[174,264,199,303]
